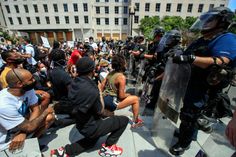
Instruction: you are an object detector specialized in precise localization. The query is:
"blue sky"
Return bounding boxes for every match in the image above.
[228,0,236,11]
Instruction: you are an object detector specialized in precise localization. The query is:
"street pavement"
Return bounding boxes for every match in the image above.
[39,83,236,157]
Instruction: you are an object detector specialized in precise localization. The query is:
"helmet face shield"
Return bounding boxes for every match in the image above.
[190,12,219,31]
[156,31,180,52]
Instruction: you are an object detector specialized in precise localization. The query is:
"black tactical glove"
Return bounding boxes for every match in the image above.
[172,54,196,64]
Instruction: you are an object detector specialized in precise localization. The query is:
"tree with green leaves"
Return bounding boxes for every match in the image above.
[139,16,161,40]
[139,16,198,40]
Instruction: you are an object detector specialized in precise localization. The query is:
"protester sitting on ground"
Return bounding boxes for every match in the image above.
[101,54,143,128]
[89,36,98,54]
[0,49,25,88]
[33,62,53,98]
[0,68,55,155]
[0,50,51,111]
[48,49,74,115]
[67,42,84,70]
[50,57,129,157]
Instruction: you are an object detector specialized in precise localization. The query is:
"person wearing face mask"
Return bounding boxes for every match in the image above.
[0,49,26,89]
[89,36,98,54]
[99,36,109,56]
[33,63,54,99]
[48,49,74,115]
[67,42,84,72]
[0,68,55,156]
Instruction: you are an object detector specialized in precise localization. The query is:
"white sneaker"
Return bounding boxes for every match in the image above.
[98,143,123,157]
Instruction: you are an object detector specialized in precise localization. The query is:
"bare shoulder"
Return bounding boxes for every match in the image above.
[116,73,126,80]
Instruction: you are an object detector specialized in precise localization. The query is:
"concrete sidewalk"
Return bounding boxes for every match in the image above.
[39,105,235,157]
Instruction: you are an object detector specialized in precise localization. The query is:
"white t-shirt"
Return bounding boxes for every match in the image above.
[0,89,38,151]
[25,44,37,65]
[90,42,98,50]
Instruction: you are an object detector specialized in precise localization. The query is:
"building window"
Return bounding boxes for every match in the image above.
[14,5,19,13]
[124,0,128,2]
[55,16,60,24]
[115,0,119,2]
[134,16,139,23]
[115,6,119,14]
[83,3,88,12]
[105,0,109,2]
[43,4,48,12]
[177,3,182,12]
[45,16,50,24]
[115,18,119,25]
[105,6,109,14]
[74,16,79,24]
[33,4,38,13]
[96,0,100,2]
[63,4,68,12]
[96,7,100,14]
[26,17,31,24]
[65,16,69,24]
[123,18,127,25]
[220,4,225,7]
[145,3,150,12]
[84,16,89,23]
[166,3,171,12]
[135,3,139,12]
[24,5,29,13]
[155,3,160,12]
[17,17,22,25]
[53,4,58,12]
[36,16,40,24]
[5,5,10,13]
[73,3,78,12]
[209,4,214,10]
[145,15,149,18]
[96,18,100,25]
[8,17,13,25]
[198,4,204,13]
[187,4,193,13]
[105,18,109,25]
[123,6,128,14]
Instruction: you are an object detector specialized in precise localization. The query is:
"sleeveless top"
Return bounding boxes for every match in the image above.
[103,71,123,97]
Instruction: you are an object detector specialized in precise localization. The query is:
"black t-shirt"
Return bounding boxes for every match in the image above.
[48,66,72,100]
[69,76,102,135]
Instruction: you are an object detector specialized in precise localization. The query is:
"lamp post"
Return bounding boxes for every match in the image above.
[129,6,135,36]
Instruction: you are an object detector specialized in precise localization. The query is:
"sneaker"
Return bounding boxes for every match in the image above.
[50,147,69,157]
[98,143,123,157]
[131,118,144,128]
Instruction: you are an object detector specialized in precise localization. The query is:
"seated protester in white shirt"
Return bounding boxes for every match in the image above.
[24,39,37,66]
[0,68,55,154]
[89,36,98,53]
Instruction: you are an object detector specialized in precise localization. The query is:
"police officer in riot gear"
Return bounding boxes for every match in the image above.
[141,27,165,82]
[142,30,182,116]
[170,7,236,155]
[130,36,146,78]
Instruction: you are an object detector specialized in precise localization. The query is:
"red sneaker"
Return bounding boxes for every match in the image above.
[98,143,123,157]
[50,147,69,157]
[131,118,144,128]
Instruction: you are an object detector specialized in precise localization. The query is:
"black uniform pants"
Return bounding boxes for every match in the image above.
[65,116,129,156]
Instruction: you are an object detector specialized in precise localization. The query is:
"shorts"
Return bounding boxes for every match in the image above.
[103,95,119,111]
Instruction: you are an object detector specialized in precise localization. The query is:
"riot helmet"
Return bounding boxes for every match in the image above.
[153,27,165,38]
[136,36,144,43]
[126,36,133,42]
[156,30,181,53]
[190,7,234,33]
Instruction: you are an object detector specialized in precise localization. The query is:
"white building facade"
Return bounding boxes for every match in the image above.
[0,0,229,44]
